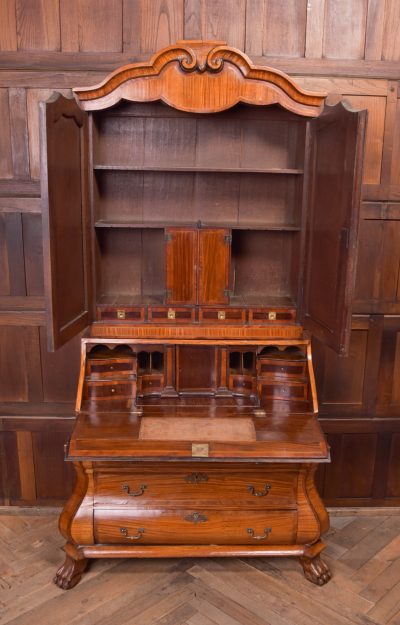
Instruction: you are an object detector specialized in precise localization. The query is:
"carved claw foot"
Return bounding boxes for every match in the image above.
[54,553,88,590]
[299,554,332,586]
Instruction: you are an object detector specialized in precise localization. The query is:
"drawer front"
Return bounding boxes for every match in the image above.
[257,360,307,379]
[148,307,195,323]
[199,308,246,324]
[87,358,137,380]
[84,380,135,400]
[94,468,297,509]
[96,307,145,322]
[137,373,164,395]
[94,509,297,545]
[258,380,308,401]
[228,374,256,396]
[248,309,296,324]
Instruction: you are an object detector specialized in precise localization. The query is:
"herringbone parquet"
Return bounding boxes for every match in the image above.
[0,510,399,625]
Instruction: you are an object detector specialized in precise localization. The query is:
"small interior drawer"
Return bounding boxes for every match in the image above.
[198,308,246,323]
[83,380,135,400]
[258,380,308,401]
[87,357,137,380]
[96,306,145,322]
[137,373,164,395]
[257,359,307,379]
[248,309,296,324]
[148,307,195,323]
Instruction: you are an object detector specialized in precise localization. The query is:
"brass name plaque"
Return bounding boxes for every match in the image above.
[192,443,209,457]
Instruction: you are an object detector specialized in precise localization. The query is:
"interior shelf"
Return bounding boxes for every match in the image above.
[94,221,302,231]
[93,165,304,174]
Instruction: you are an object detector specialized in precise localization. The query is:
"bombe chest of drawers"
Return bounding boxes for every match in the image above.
[38,40,366,589]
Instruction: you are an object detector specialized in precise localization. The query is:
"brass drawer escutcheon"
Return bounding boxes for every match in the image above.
[184,512,208,524]
[121,483,147,497]
[184,472,209,484]
[218,311,226,320]
[120,527,145,540]
[247,527,272,540]
[247,483,271,497]
[167,308,176,319]
[117,309,126,319]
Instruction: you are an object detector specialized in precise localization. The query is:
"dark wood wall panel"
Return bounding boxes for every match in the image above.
[0,1,399,506]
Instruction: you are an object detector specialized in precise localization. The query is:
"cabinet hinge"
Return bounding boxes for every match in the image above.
[224,234,232,244]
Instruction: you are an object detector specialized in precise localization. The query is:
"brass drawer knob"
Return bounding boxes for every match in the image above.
[247,527,272,540]
[111,388,116,393]
[247,483,271,497]
[120,527,144,540]
[121,483,147,497]
[184,512,208,524]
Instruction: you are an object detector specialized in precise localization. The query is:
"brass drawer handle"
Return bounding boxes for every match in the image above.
[120,527,144,540]
[184,512,208,524]
[121,483,147,497]
[247,483,271,497]
[247,527,272,541]
[184,472,209,484]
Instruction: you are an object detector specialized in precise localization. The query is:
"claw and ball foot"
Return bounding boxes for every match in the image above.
[54,551,88,590]
[299,553,331,586]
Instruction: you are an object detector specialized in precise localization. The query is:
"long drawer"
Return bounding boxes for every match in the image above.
[94,509,297,545]
[94,467,297,509]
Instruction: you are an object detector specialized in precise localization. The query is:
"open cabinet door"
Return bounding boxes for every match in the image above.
[40,93,91,351]
[302,102,366,355]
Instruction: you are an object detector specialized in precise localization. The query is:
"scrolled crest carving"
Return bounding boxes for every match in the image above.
[74,40,327,116]
[178,44,224,74]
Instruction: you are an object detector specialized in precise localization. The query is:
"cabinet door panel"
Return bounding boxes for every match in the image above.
[303,102,367,355]
[40,94,90,350]
[198,228,230,305]
[165,227,197,304]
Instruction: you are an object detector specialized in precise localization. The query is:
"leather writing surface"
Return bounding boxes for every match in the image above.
[139,416,257,442]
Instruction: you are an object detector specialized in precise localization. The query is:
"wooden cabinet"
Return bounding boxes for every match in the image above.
[40,41,366,590]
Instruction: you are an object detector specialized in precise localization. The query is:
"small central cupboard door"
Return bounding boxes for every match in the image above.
[165,227,197,304]
[40,94,90,351]
[198,228,231,305]
[302,102,367,355]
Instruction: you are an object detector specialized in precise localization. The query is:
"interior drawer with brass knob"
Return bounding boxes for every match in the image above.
[83,380,136,401]
[96,306,145,322]
[198,308,246,324]
[94,508,297,545]
[87,357,137,380]
[148,307,195,323]
[248,308,296,324]
[93,466,297,509]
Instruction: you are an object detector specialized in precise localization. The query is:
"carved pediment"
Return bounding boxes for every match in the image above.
[74,40,326,116]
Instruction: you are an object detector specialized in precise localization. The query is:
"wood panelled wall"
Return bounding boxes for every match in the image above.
[0,0,400,507]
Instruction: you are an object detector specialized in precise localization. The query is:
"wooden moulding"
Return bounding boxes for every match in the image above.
[73,40,327,116]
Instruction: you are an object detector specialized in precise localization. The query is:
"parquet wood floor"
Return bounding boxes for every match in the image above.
[0,510,399,625]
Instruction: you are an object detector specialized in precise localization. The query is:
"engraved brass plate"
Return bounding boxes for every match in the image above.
[192,443,209,457]
[218,311,226,320]
[268,311,277,320]
[117,309,126,319]
[168,308,176,319]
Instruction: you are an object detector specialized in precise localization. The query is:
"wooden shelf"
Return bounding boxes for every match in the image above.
[93,165,304,174]
[94,221,301,231]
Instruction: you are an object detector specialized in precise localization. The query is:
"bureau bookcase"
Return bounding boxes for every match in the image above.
[40,41,366,589]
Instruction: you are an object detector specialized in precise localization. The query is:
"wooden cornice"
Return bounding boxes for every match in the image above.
[73,40,327,116]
